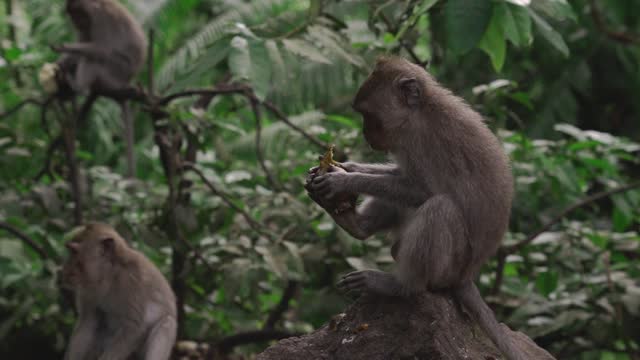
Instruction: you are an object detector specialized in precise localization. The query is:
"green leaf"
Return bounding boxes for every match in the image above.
[478,9,506,72]
[528,8,569,57]
[531,0,576,21]
[307,25,363,67]
[282,38,331,64]
[396,0,439,40]
[445,0,493,54]
[535,271,558,296]
[229,36,251,81]
[248,41,273,101]
[497,2,532,47]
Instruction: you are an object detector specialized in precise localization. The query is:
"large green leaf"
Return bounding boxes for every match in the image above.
[528,8,569,57]
[445,0,493,54]
[478,8,506,72]
[282,38,331,64]
[496,2,532,47]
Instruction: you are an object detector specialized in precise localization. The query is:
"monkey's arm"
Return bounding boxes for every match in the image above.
[307,190,399,240]
[311,172,429,208]
[64,310,99,360]
[52,43,111,62]
[341,162,399,175]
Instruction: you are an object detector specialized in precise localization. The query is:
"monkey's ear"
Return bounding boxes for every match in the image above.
[398,77,421,107]
[65,242,80,253]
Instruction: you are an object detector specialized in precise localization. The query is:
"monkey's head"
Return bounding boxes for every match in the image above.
[61,223,127,290]
[352,56,429,151]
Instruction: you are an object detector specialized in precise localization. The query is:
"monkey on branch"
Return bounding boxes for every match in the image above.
[41,0,147,178]
[306,56,544,360]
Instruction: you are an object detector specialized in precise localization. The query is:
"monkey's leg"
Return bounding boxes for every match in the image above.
[70,60,98,95]
[395,194,469,291]
[141,315,177,360]
[98,322,147,360]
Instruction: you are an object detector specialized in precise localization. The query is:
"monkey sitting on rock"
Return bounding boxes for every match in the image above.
[60,223,176,360]
[306,56,538,360]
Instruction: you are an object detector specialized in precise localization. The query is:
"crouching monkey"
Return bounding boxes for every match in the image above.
[307,56,531,360]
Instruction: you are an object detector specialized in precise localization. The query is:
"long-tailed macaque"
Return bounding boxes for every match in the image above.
[306,57,530,360]
[61,223,176,360]
[53,0,148,178]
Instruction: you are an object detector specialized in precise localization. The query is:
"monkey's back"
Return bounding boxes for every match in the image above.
[413,88,514,280]
[72,0,147,76]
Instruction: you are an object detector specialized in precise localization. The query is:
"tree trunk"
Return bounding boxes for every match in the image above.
[258,292,555,360]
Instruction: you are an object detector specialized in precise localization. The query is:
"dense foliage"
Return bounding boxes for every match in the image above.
[1,0,639,359]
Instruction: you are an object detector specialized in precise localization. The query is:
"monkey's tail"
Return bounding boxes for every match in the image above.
[454,281,527,360]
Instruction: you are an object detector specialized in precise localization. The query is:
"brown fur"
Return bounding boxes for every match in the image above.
[62,223,176,360]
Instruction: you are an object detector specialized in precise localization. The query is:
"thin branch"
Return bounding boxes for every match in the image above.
[248,96,280,190]
[57,102,83,225]
[0,221,49,260]
[503,180,640,254]
[0,98,44,119]
[258,98,328,150]
[4,0,22,86]
[39,97,54,137]
[183,163,276,238]
[492,180,640,295]
[159,85,249,106]
[147,28,155,96]
[34,135,63,181]
[590,0,640,45]
[264,280,298,329]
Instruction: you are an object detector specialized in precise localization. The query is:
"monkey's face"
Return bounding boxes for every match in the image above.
[359,111,391,151]
[353,79,408,152]
[61,241,87,289]
[62,231,114,288]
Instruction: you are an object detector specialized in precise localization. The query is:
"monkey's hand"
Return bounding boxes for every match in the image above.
[305,166,357,213]
[310,169,353,200]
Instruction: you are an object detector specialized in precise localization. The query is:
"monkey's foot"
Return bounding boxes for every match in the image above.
[337,270,403,297]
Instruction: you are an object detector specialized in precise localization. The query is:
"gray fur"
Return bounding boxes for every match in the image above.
[54,0,147,178]
[307,57,527,359]
[63,223,176,360]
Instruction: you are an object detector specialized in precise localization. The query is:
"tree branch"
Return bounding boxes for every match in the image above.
[0,98,44,119]
[0,221,50,260]
[590,0,640,45]
[504,180,640,254]
[248,95,280,190]
[264,280,298,329]
[492,180,640,294]
[183,163,276,238]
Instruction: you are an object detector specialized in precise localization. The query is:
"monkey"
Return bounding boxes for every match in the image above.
[61,223,176,360]
[52,0,148,178]
[306,56,530,360]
